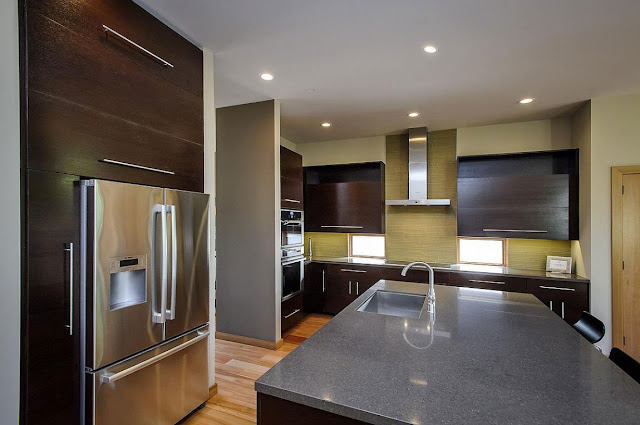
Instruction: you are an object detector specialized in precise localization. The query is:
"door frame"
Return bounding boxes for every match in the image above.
[611,165,640,349]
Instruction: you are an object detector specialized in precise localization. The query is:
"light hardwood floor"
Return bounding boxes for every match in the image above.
[181,314,332,425]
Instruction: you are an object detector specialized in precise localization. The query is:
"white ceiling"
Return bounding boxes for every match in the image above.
[136,0,640,143]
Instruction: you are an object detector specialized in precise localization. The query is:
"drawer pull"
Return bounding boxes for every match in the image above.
[284,309,301,319]
[341,269,367,273]
[282,198,301,203]
[539,285,575,292]
[103,25,174,68]
[469,279,505,285]
[356,281,359,295]
[102,158,175,175]
[483,229,548,233]
[561,301,565,319]
[321,225,364,229]
[349,281,352,295]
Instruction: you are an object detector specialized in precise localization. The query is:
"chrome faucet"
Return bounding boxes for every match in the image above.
[401,262,436,303]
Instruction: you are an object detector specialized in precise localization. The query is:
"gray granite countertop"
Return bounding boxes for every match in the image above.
[256,281,639,424]
[306,256,589,282]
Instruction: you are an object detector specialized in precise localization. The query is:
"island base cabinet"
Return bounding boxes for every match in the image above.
[258,393,367,425]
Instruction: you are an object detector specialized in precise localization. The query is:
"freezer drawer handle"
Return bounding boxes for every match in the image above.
[103,25,174,68]
[100,330,210,384]
[102,158,175,175]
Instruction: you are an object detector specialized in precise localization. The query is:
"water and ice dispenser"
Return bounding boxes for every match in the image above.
[109,255,147,310]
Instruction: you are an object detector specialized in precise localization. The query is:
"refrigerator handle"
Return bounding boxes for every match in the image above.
[151,204,167,324]
[166,205,177,320]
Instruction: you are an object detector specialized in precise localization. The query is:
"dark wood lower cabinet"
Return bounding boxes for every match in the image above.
[258,393,366,425]
[23,169,80,425]
[303,262,589,325]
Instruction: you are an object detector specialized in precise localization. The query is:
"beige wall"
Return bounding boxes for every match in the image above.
[280,137,297,152]
[1,0,21,422]
[589,93,640,353]
[296,136,386,166]
[570,102,592,278]
[457,118,572,157]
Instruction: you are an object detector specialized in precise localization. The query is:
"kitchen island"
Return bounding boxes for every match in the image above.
[256,280,640,424]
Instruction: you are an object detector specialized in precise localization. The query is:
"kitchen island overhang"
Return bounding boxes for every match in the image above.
[256,280,640,425]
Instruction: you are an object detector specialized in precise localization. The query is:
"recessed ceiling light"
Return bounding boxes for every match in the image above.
[423,45,438,54]
[306,88,316,93]
[408,112,420,118]
[260,73,274,81]
[321,122,331,127]
[518,97,535,104]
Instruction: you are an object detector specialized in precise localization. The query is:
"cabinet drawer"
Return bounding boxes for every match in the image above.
[449,272,526,293]
[527,279,589,324]
[281,293,304,333]
[28,12,203,145]
[281,177,304,210]
[28,91,203,191]
[28,0,203,97]
[457,207,571,240]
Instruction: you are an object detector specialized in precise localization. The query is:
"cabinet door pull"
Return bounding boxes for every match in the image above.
[102,159,175,175]
[349,281,352,295]
[341,269,367,273]
[284,309,301,319]
[282,198,301,203]
[469,279,505,285]
[320,225,364,229]
[483,229,547,234]
[356,281,359,295]
[64,243,73,336]
[539,285,575,292]
[103,25,174,68]
[549,300,553,310]
[322,269,326,293]
[561,302,565,319]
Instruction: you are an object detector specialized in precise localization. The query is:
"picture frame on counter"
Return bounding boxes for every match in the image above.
[546,256,573,274]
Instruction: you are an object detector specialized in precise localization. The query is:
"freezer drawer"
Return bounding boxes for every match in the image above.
[88,327,209,425]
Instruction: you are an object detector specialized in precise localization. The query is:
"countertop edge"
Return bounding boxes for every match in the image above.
[306,257,589,283]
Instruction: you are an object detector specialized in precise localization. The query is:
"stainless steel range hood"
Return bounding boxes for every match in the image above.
[385,127,451,206]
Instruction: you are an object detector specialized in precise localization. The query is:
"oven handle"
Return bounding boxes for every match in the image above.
[281,220,303,226]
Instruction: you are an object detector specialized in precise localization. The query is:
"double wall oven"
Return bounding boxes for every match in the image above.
[281,209,304,300]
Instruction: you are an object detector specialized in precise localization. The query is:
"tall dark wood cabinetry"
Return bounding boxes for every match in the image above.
[23,170,80,425]
[457,149,579,240]
[304,162,385,234]
[19,1,204,423]
[281,147,303,210]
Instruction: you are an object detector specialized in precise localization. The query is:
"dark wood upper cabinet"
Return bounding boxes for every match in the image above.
[23,170,80,425]
[457,149,579,240]
[280,147,303,210]
[304,162,385,234]
[22,0,204,191]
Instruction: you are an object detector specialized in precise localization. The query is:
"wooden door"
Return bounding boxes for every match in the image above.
[24,170,80,425]
[622,174,640,359]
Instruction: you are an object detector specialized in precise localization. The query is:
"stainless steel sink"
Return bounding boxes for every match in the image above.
[356,291,426,319]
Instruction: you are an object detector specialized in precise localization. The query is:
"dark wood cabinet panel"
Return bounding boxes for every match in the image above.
[27,12,203,145]
[303,263,325,314]
[27,0,203,97]
[27,91,203,191]
[526,279,589,325]
[281,146,303,181]
[457,207,571,240]
[457,149,578,241]
[458,175,572,208]
[281,293,304,334]
[305,162,385,234]
[449,272,526,293]
[24,169,80,425]
[281,177,303,210]
[305,182,384,233]
[258,393,367,425]
[382,267,449,285]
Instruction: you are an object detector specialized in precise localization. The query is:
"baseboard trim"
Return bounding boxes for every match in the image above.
[208,383,218,400]
[216,331,284,350]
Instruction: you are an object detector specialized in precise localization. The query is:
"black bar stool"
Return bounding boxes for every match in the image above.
[610,348,640,384]
[572,311,605,344]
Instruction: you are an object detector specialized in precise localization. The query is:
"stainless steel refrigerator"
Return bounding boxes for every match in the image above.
[80,179,210,425]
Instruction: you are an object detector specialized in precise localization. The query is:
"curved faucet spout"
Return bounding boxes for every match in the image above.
[401,261,436,302]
